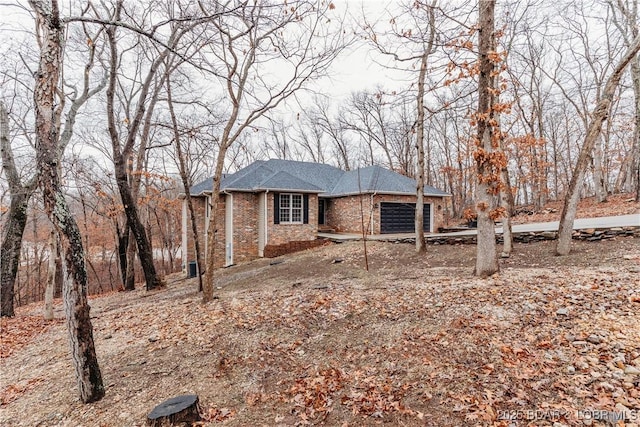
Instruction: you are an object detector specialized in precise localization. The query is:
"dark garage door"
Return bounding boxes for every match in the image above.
[380,202,430,234]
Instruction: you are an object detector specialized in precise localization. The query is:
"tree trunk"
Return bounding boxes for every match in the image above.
[116,221,128,289]
[1,101,36,317]
[113,158,162,291]
[499,164,514,257]
[0,192,29,317]
[106,14,162,291]
[415,50,428,253]
[30,0,104,402]
[414,1,436,253]
[44,230,59,320]
[147,395,201,426]
[592,136,608,202]
[630,59,640,201]
[203,151,228,303]
[474,0,499,277]
[494,78,514,258]
[166,78,204,291]
[124,229,136,291]
[556,33,640,255]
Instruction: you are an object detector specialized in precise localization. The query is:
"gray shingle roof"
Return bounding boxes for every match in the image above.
[190,159,449,197]
[257,171,323,192]
[330,165,448,197]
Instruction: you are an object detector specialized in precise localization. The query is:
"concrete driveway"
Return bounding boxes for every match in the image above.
[441,213,640,237]
[318,214,640,241]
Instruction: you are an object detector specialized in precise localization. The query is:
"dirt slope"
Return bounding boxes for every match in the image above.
[2,236,639,427]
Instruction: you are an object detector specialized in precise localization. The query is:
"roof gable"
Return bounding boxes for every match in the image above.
[258,170,323,192]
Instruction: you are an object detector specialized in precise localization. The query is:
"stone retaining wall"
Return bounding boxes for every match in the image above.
[264,239,330,258]
[384,226,640,245]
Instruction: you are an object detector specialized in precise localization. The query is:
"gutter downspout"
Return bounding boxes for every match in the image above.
[370,192,377,235]
[265,190,269,252]
[223,190,233,266]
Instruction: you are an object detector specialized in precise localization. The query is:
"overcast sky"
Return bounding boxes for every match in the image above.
[0,0,402,99]
[322,0,400,96]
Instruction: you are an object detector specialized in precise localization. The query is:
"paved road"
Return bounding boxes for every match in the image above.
[318,214,640,241]
[440,213,640,237]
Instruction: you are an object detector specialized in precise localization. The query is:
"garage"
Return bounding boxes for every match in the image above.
[380,202,431,234]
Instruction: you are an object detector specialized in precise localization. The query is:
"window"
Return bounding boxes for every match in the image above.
[279,193,303,224]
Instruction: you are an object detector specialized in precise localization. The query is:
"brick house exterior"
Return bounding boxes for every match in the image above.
[325,194,446,235]
[182,159,449,271]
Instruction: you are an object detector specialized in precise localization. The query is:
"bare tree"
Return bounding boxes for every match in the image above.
[0,101,38,317]
[201,1,349,302]
[165,75,206,291]
[43,229,59,320]
[308,97,354,171]
[556,32,640,255]
[1,1,104,317]
[28,0,104,403]
[504,8,551,209]
[414,0,437,253]
[609,0,640,200]
[361,0,444,252]
[474,0,500,277]
[103,0,201,291]
[293,112,329,164]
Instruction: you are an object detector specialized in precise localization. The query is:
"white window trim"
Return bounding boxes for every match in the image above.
[279,193,303,224]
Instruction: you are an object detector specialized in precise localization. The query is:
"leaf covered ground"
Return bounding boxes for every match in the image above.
[510,193,639,225]
[1,235,639,426]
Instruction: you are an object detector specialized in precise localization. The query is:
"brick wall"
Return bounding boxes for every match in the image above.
[212,194,226,269]
[182,194,228,270]
[185,191,451,270]
[325,195,374,234]
[183,196,207,266]
[325,193,448,234]
[266,192,318,245]
[232,192,259,263]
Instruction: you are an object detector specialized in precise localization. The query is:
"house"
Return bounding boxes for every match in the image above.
[182,159,450,270]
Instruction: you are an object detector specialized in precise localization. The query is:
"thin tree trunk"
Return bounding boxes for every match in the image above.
[556,33,640,255]
[115,220,128,288]
[414,1,436,253]
[203,150,228,303]
[166,78,204,291]
[44,230,58,320]
[497,90,514,257]
[415,50,428,253]
[124,230,136,291]
[106,12,162,291]
[474,0,499,277]
[630,60,640,201]
[499,164,514,257]
[592,136,608,202]
[30,0,104,402]
[114,162,160,290]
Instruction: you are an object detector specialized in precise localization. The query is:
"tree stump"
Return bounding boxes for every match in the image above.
[147,394,201,426]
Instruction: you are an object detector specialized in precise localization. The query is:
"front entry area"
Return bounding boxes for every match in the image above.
[318,199,326,225]
[380,202,431,234]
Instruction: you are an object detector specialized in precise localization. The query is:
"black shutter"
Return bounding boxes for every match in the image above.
[303,194,309,224]
[273,193,280,224]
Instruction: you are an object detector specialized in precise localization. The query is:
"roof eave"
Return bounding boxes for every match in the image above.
[254,187,323,193]
[327,190,450,198]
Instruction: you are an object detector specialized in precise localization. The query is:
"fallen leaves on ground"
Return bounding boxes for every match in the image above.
[0,378,44,406]
[1,237,639,426]
[0,315,62,358]
[511,192,639,225]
